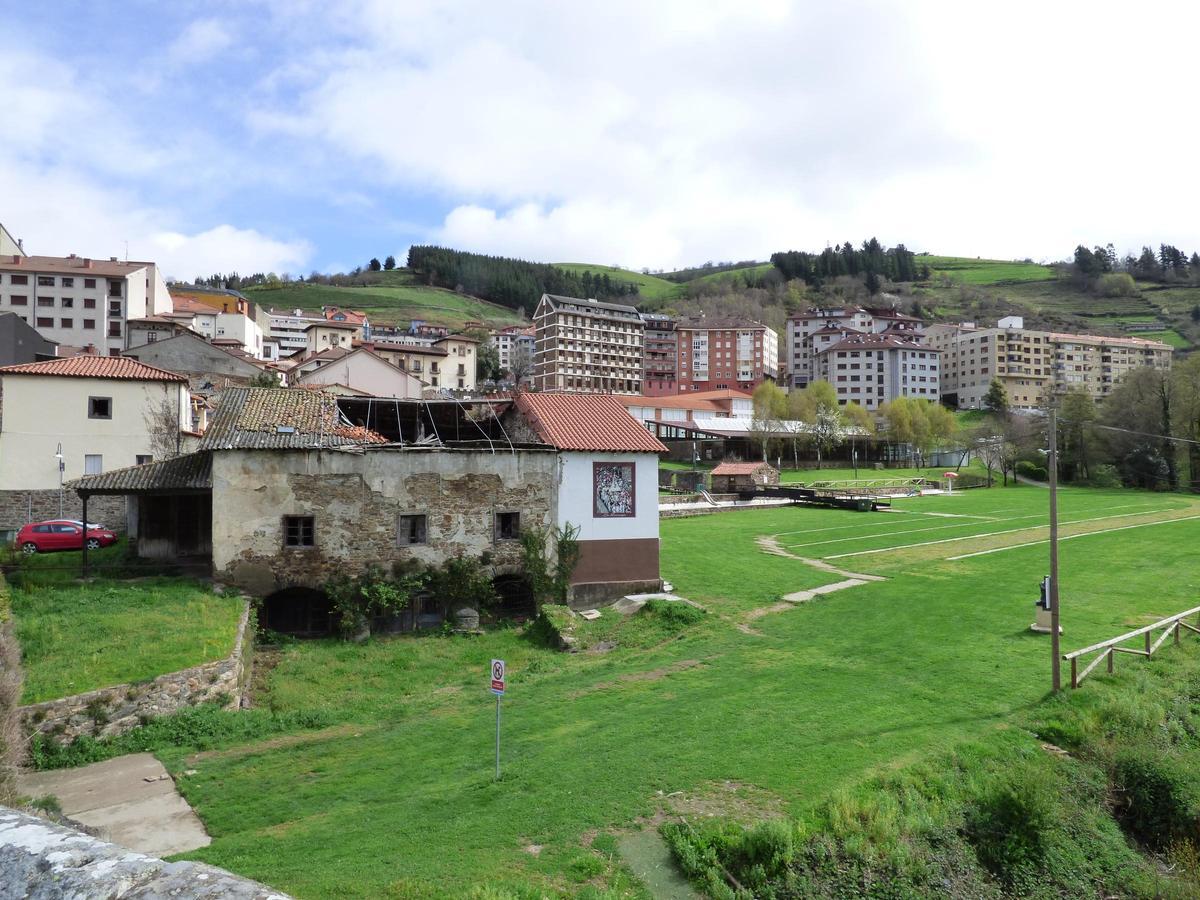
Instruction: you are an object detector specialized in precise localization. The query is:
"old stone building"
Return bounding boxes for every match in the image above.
[71,387,667,626]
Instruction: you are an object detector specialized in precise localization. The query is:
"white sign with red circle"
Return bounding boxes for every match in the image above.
[490,659,506,695]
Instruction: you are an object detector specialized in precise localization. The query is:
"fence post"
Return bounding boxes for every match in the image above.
[1145,631,1152,656]
[1176,622,1181,645]
[1070,657,1078,689]
[1107,648,1114,674]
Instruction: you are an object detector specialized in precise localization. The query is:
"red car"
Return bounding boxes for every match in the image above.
[16,519,117,554]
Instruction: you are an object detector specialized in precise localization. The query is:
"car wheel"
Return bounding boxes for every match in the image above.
[85,538,101,550]
[21,542,38,554]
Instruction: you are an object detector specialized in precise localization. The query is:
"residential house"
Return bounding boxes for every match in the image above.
[811,332,940,410]
[294,346,424,397]
[304,320,360,355]
[675,318,779,393]
[490,325,536,383]
[0,356,190,537]
[0,311,57,365]
[709,461,779,492]
[123,331,269,385]
[126,315,193,349]
[359,334,480,391]
[785,305,924,389]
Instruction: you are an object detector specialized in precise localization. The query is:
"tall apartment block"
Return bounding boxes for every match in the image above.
[0,254,171,356]
[676,318,778,393]
[640,313,678,396]
[785,305,923,388]
[533,293,644,393]
[811,332,940,409]
[926,316,1173,410]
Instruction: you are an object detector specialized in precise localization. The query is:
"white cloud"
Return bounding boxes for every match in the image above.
[169,19,234,57]
[251,0,1200,267]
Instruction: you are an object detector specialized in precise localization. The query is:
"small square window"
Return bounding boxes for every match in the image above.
[88,396,112,419]
[283,515,315,548]
[84,454,102,475]
[83,318,95,329]
[36,317,52,328]
[136,454,153,465]
[84,297,96,309]
[60,318,73,328]
[62,297,73,308]
[398,514,427,545]
[495,512,520,541]
[84,278,96,288]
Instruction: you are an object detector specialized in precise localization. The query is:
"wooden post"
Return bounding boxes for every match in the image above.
[1175,622,1181,645]
[1070,656,1077,690]
[1107,648,1114,674]
[1049,408,1061,692]
[1146,631,1152,656]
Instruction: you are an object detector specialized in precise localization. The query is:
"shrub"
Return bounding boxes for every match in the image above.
[1111,748,1200,849]
[1087,464,1123,488]
[1096,272,1137,297]
[1015,460,1048,481]
[640,599,705,627]
[429,554,498,612]
[963,764,1057,884]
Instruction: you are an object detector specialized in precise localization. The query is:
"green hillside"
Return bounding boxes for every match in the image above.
[921,254,1057,285]
[553,263,684,302]
[242,270,526,329]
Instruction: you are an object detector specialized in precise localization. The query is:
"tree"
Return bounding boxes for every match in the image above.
[984,379,1009,417]
[507,345,535,386]
[1099,367,1176,489]
[1174,355,1200,492]
[787,380,839,466]
[368,257,382,271]
[750,381,788,462]
[248,370,282,388]
[476,342,502,383]
[143,398,183,461]
[1059,387,1096,481]
[383,255,397,270]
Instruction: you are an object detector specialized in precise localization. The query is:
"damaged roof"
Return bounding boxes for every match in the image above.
[200,387,388,449]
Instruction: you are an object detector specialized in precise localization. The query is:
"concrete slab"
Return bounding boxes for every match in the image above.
[17,752,210,857]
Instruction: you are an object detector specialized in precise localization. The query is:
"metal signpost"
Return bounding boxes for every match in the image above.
[490,658,505,780]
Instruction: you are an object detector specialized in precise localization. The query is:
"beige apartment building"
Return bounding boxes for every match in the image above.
[533,293,644,394]
[927,316,1173,410]
[0,254,171,356]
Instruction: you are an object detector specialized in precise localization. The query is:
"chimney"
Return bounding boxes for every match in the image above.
[11,255,21,265]
[109,256,118,262]
[68,253,77,259]
[83,258,92,269]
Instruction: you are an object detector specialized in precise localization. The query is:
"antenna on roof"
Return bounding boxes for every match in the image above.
[124,240,128,262]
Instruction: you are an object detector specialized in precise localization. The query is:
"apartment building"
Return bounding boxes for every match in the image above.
[675,318,779,393]
[640,313,678,396]
[927,316,1173,410]
[533,294,644,394]
[812,333,940,409]
[267,306,370,357]
[490,325,535,380]
[0,254,171,357]
[358,334,479,390]
[785,305,923,388]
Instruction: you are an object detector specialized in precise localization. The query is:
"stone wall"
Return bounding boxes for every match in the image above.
[211,449,558,596]
[0,489,127,537]
[0,806,293,900]
[20,599,252,745]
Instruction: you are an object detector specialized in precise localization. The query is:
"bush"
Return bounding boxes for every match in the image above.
[1112,748,1200,849]
[963,764,1057,883]
[1087,464,1123,488]
[1015,460,1048,481]
[1096,272,1137,297]
[640,599,705,627]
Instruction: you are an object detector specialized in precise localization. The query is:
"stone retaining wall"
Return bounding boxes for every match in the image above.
[0,806,292,899]
[20,599,253,745]
[0,490,128,537]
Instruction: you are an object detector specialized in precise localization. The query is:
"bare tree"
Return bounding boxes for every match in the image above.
[144,397,182,461]
[507,346,535,386]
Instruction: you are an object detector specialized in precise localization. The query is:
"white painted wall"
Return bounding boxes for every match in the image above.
[0,374,190,488]
[297,351,423,398]
[556,451,659,541]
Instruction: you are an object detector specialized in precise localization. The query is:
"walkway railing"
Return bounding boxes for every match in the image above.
[1062,605,1200,688]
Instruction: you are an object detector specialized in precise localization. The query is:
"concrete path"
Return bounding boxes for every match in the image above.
[17,753,210,857]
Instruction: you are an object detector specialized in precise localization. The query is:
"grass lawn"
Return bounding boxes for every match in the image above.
[13,577,244,703]
[243,272,526,329]
[920,255,1057,284]
[1138,328,1189,349]
[157,482,1200,897]
[554,263,684,303]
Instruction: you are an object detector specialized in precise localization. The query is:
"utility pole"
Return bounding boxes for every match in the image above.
[1049,408,1061,692]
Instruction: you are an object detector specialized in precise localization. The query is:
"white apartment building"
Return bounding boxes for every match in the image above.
[533,294,644,394]
[927,316,1174,410]
[267,307,369,358]
[0,254,171,356]
[812,333,940,410]
[490,325,535,379]
[786,305,923,388]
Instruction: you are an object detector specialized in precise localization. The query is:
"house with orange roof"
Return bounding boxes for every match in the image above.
[0,356,191,537]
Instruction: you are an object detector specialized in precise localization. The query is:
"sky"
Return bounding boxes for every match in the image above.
[3,0,1199,281]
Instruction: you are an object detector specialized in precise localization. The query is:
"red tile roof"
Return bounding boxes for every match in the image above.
[515,392,667,453]
[0,356,188,382]
[711,461,773,475]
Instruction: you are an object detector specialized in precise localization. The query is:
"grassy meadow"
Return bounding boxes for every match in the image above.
[131,482,1200,897]
[13,577,244,703]
[921,255,1058,285]
[553,263,685,303]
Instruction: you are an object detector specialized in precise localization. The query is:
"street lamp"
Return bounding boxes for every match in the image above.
[55,443,65,518]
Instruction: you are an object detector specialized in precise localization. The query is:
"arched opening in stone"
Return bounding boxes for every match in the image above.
[492,573,536,622]
[261,586,334,637]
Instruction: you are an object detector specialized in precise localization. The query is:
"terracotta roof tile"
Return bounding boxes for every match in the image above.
[0,356,188,382]
[515,392,667,453]
[200,388,387,449]
[711,461,773,475]
[0,254,148,277]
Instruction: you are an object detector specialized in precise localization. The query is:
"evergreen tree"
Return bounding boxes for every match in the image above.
[383,255,396,270]
[984,379,1009,417]
[368,258,382,272]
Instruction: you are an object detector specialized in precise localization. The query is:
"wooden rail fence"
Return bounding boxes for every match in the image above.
[1062,605,1200,689]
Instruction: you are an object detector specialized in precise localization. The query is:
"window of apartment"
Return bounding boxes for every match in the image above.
[83,319,95,330]
[9,295,26,306]
[109,300,122,316]
[38,276,55,286]
[61,277,73,288]
[60,318,72,329]
[108,322,121,337]
[397,514,427,545]
[147,331,158,342]
[108,280,122,297]
[37,297,53,307]
[61,297,73,308]
[136,455,153,466]
[108,348,121,357]
[88,396,112,419]
[10,274,27,286]
[283,515,315,549]
[84,277,96,288]
[84,297,96,309]
[495,512,520,541]
[36,317,52,328]
[84,454,102,475]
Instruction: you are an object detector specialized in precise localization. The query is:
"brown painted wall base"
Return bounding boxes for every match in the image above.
[568,537,660,608]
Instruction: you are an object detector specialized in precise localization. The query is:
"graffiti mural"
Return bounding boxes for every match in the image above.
[593,462,636,517]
